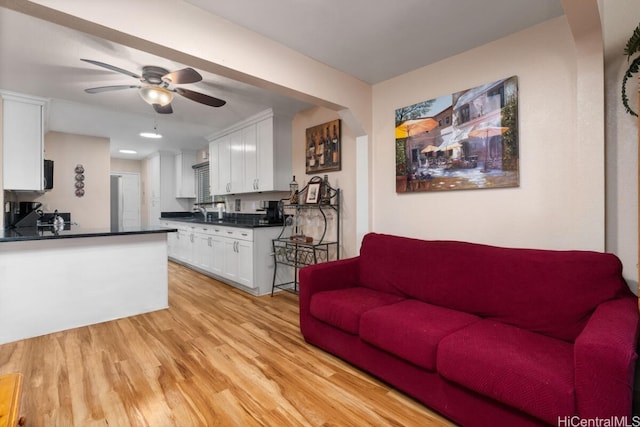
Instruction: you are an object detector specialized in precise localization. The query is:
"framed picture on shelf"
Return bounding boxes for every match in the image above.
[305,182,321,204]
[305,119,341,174]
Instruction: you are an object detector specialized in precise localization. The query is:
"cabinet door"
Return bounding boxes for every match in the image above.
[255,118,275,191]
[148,154,161,226]
[175,228,192,263]
[235,239,254,288]
[219,135,233,194]
[210,232,226,276]
[208,140,220,196]
[229,130,244,194]
[175,152,196,198]
[193,231,213,272]
[161,221,179,258]
[242,123,258,192]
[223,238,239,281]
[2,97,43,191]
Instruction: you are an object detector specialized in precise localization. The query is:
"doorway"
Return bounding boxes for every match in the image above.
[110,172,141,228]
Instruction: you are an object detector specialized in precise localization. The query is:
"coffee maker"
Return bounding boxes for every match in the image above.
[258,200,282,224]
[4,201,42,228]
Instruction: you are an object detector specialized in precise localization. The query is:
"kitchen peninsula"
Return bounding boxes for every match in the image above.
[0,225,176,344]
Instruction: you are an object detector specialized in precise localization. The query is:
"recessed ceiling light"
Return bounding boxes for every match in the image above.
[119,149,137,154]
[139,132,163,139]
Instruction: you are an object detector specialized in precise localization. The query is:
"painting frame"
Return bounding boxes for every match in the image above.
[305,182,321,204]
[305,119,341,174]
[395,76,519,193]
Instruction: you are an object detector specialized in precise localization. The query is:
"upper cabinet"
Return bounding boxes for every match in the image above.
[2,92,46,191]
[175,151,196,198]
[208,109,291,196]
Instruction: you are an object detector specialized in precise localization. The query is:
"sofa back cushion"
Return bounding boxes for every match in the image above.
[358,233,631,342]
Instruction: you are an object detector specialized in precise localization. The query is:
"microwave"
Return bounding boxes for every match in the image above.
[43,159,54,190]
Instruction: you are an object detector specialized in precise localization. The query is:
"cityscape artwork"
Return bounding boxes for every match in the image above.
[395,76,519,193]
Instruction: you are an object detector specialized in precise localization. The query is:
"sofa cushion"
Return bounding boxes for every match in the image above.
[437,320,575,425]
[358,233,631,342]
[360,300,479,371]
[309,287,405,335]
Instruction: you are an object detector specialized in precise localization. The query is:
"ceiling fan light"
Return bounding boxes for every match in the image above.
[139,86,173,106]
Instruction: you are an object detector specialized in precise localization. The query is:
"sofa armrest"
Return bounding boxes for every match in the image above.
[574,297,639,418]
[298,257,359,334]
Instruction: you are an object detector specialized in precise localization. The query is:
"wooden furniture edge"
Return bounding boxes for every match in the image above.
[0,373,25,427]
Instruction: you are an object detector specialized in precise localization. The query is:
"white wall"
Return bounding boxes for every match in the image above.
[372,17,602,251]
[602,0,640,291]
[292,107,358,258]
[31,131,110,228]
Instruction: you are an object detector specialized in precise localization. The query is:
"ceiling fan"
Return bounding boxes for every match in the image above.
[81,59,226,114]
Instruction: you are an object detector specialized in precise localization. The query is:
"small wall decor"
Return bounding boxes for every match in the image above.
[74,164,85,197]
[305,119,341,174]
[395,76,519,193]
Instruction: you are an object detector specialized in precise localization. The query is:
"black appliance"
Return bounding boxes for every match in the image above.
[258,200,282,224]
[4,201,42,228]
[43,159,54,190]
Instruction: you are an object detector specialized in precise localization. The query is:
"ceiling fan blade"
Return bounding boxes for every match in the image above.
[175,88,226,107]
[162,68,202,84]
[153,103,173,114]
[81,58,141,79]
[85,85,139,94]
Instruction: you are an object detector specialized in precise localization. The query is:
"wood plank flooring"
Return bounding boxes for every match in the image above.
[0,262,455,426]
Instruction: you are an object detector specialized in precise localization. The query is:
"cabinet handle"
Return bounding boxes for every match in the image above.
[208,237,212,247]
[190,234,194,243]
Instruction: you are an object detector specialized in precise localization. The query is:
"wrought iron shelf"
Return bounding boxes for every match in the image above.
[271,179,340,296]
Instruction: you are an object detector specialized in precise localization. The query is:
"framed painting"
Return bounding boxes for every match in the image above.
[395,76,519,193]
[306,119,341,174]
[305,181,321,204]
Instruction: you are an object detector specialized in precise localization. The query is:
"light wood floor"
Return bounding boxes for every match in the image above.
[0,262,455,426]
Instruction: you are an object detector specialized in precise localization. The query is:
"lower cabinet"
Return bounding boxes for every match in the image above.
[218,228,254,288]
[162,220,279,296]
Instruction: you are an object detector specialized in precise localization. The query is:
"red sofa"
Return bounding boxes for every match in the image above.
[299,233,639,426]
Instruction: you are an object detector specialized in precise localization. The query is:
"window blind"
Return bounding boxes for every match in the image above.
[194,163,212,204]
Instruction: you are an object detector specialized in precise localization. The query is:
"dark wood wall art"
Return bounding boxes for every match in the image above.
[305,119,341,174]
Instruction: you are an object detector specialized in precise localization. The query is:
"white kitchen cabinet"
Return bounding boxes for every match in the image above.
[175,226,192,264]
[192,225,215,272]
[165,220,280,295]
[175,151,196,198]
[242,123,258,192]
[207,108,291,196]
[218,227,254,288]
[147,152,191,226]
[208,139,219,196]
[159,220,179,258]
[1,92,46,191]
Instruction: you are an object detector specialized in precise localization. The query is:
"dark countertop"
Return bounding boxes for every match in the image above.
[0,225,178,243]
[160,212,283,229]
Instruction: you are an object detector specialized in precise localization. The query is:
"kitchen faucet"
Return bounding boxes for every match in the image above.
[196,206,207,220]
